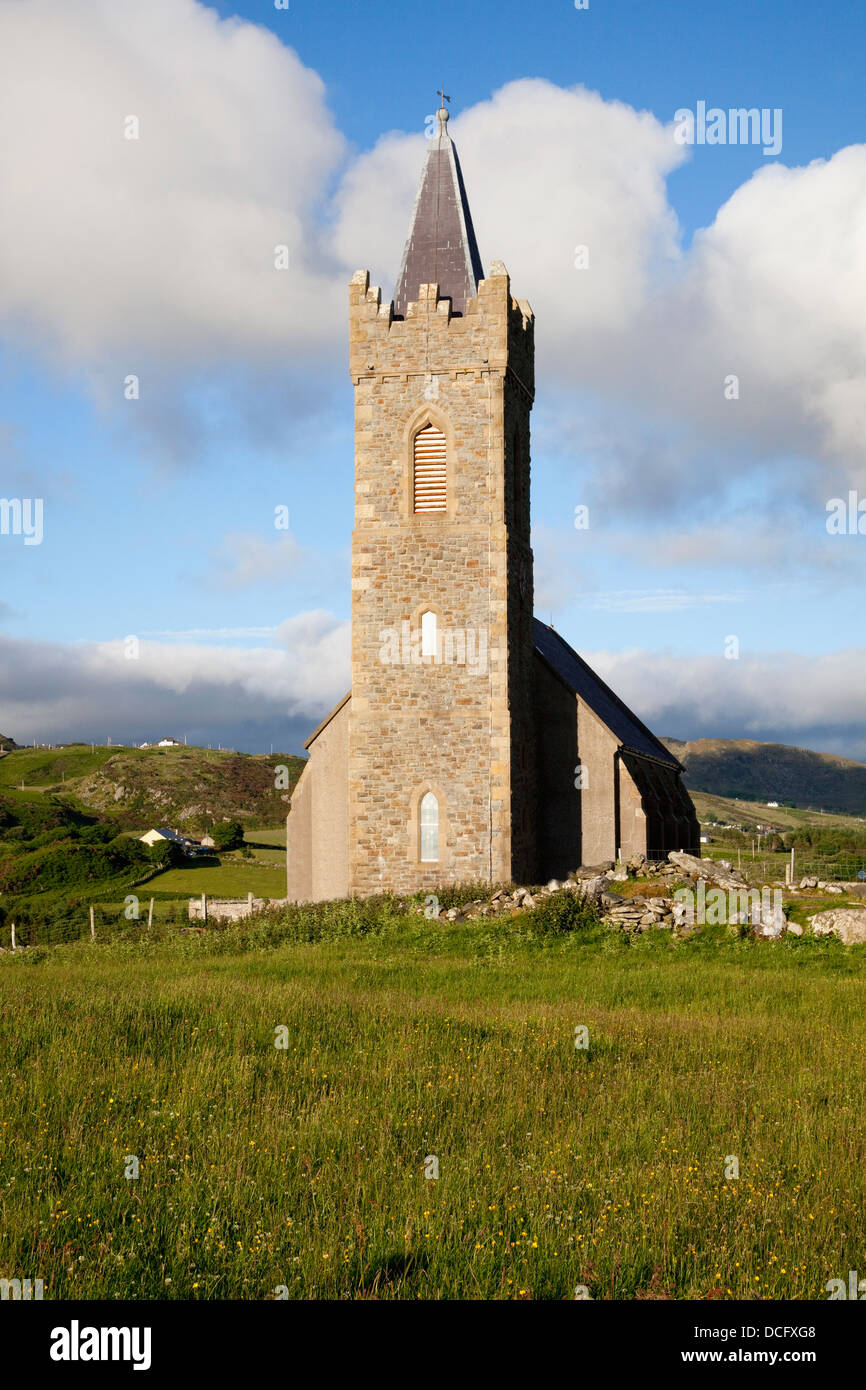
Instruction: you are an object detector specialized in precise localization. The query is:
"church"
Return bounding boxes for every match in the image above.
[286,100,699,901]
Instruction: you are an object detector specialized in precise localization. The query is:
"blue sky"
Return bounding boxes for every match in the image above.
[2,0,866,756]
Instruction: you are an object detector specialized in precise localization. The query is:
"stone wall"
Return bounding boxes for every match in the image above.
[285,757,312,902]
[286,697,350,902]
[188,894,283,923]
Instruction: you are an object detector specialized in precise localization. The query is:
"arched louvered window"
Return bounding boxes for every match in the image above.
[419,791,439,862]
[413,423,447,513]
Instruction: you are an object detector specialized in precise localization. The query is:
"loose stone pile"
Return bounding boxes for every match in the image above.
[416,880,589,923]
[796,876,846,895]
[410,848,812,938]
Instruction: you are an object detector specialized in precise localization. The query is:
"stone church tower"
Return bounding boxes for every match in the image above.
[286,102,698,902]
[348,103,536,895]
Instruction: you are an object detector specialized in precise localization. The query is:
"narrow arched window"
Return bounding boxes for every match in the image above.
[413,423,447,513]
[421,610,437,657]
[419,791,439,862]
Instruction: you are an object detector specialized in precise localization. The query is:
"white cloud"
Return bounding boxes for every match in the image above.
[334,83,866,506]
[5,5,866,505]
[0,612,350,747]
[637,147,866,484]
[334,79,685,360]
[587,645,866,758]
[0,0,346,377]
[4,617,866,764]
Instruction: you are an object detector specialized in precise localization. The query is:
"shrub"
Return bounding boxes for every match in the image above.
[0,836,151,895]
[413,881,498,910]
[523,890,599,936]
[147,841,186,869]
[229,893,403,949]
[212,820,244,852]
[78,823,117,845]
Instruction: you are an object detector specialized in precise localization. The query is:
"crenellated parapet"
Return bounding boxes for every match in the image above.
[349,264,534,402]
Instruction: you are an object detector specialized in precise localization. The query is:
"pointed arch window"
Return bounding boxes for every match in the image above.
[419,791,439,862]
[413,423,447,513]
[421,610,438,658]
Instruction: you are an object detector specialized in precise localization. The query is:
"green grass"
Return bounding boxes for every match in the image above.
[247,829,287,849]
[1,909,864,1300]
[145,858,285,899]
[242,830,286,866]
[0,745,117,789]
[692,790,866,834]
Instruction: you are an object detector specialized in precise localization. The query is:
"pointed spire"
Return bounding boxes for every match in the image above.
[393,95,484,318]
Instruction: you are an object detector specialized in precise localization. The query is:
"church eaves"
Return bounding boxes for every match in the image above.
[392,101,485,318]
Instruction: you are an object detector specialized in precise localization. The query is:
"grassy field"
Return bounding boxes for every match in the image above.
[692,789,866,834]
[141,831,286,900]
[1,907,864,1301]
[147,859,285,899]
[0,745,115,789]
[248,828,288,852]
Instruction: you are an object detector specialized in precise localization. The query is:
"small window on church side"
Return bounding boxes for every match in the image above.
[419,791,439,862]
[421,610,437,657]
[413,423,447,513]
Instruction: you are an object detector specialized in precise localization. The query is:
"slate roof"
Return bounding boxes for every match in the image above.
[533,619,681,770]
[393,107,484,318]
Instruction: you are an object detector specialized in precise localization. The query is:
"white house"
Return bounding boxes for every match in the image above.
[139,826,210,857]
[139,827,181,847]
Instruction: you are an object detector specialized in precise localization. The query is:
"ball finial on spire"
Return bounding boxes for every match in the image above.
[436,86,450,132]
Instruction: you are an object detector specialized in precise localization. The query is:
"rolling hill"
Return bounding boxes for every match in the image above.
[664,737,866,819]
[0,743,307,832]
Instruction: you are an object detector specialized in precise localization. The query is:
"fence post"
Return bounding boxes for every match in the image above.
[147,898,154,929]
[247,891,254,915]
[201,893,207,924]
[10,921,16,951]
[89,905,95,941]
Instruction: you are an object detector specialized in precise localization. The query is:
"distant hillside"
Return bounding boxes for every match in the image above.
[664,737,866,818]
[0,744,307,832]
[0,733,19,751]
